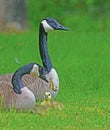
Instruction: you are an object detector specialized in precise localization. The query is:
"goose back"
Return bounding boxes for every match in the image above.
[0,73,58,101]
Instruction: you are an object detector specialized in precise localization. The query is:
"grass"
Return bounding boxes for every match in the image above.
[0,30,110,130]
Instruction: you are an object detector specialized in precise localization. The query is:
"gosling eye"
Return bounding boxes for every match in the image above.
[48,94,51,96]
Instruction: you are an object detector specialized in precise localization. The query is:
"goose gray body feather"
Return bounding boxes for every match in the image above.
[0,72,58,110]
[0,73,57,100]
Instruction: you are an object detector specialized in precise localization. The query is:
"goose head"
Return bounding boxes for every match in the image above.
[41,18,69,33]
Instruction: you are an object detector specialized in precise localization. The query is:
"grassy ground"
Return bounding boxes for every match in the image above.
[0,30,110,130]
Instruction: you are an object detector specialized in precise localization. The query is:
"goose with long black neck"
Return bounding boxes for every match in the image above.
[38,18,68,95]
[0,18,68,110]
[39,18,68,74]
[39,20,52,74]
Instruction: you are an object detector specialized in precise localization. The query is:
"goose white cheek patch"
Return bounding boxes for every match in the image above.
[30,64,39,77]
[41,20,54,32]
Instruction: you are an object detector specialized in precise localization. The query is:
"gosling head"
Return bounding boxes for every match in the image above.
[44,92,52,101]
[41,18,69,33]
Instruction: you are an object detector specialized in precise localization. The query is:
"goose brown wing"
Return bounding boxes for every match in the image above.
[0,73,37,87]
[0,73,57,100]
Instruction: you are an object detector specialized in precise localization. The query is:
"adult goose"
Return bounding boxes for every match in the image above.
[0,18,68,109]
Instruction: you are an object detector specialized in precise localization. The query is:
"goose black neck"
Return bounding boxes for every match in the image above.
[12,63,35,94]
[39,23,52,74]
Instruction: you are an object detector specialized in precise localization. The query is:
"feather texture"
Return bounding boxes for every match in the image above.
[0,73,58,100]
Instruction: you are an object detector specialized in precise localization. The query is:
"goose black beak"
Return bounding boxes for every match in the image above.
[39,74,48,83]
[13,87,21,94]
[55,23,69,31]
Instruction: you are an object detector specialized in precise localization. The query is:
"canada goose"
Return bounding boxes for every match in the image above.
[0,18,68,108]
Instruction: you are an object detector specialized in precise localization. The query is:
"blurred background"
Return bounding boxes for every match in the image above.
[0,0,110,32]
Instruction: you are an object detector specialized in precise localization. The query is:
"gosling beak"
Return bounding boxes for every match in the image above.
[45,95,48,99]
